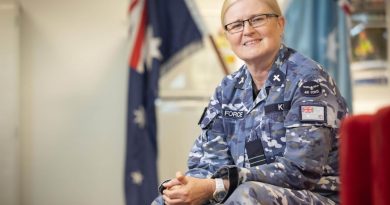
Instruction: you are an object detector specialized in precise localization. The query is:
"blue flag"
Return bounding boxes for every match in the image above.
[284,0,352,110]
[125,0,203,204]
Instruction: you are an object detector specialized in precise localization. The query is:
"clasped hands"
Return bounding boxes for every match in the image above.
[162,171,215,205]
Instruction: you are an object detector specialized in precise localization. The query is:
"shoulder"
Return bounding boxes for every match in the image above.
[206,66,246,110]
[214,65,247,96]
[282,49,348,128]
[220,65,246,86]
[285,50,329,81]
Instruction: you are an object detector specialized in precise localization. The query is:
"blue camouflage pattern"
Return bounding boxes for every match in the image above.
[224,181,336,205]
[153,44,348,204]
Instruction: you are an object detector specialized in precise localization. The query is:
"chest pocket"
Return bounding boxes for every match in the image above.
[263,111,286,139]
[221,112,246,165]
[199,107,245,143]
[262,103,290,161]
[221,109,245,138]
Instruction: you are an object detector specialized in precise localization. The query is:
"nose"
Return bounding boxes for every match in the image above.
[242,20,256,34]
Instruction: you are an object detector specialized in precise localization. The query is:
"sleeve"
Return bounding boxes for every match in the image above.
[212,73,347,202]
[185,85,235,178]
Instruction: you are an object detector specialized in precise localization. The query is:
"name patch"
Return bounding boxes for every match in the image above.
[264,101,291,114]
[300,81,322,97]
[300,105,326,122]
[223,109,244,119]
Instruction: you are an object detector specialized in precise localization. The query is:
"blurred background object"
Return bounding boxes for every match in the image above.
[283,0,352,110]
[348,0,390,113]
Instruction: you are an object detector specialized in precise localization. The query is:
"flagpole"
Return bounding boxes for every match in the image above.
[208,34,230,76]
[184,0,229,76]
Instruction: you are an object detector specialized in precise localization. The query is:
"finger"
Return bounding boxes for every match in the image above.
[162,180,171,188]
[163,194,184,205]
[165,186,189,201]
[175,171,187,184]
[168,185,181,190]
[164,178,181,189]
[163,188,180,199]
[175,171,183,178]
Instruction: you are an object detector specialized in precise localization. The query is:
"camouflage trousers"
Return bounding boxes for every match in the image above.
[223,181,336,205]
[151,181,336,205]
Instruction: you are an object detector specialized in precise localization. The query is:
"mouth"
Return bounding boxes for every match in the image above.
[243,39,262,46]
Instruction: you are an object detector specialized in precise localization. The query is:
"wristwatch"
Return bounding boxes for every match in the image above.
[213,178,227,203]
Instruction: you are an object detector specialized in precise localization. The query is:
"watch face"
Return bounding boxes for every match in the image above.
[214,190,227,202]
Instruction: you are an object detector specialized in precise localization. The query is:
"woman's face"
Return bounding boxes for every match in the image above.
[223,0,284,64]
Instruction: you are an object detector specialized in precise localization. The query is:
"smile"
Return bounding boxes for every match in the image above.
[243,39,261,46]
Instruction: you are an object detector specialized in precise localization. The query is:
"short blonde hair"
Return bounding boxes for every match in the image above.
[220,0,282,26]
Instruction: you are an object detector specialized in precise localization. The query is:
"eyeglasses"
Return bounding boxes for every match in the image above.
[224,13,279,34]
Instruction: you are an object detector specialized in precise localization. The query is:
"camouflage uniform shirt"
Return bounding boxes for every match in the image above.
[187,44,348,203]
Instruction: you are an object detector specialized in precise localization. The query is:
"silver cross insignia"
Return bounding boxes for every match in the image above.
[238,77,245,84]
[273,74,281,82]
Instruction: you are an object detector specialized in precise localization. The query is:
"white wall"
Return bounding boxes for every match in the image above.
[19,0,128,204]
[16,0,227,204]
[0,2,20,205]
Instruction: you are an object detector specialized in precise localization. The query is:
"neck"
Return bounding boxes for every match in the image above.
[248,66,271,90]
[246,57,275,90]
[246,47,280,90]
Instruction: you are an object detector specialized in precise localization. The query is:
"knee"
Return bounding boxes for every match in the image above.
[233,182,257,195]
[225,182,260,203]
[224,181,276,205]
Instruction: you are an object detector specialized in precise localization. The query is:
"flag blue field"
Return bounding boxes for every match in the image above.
[284,0,352,110]
[125,0,203,204]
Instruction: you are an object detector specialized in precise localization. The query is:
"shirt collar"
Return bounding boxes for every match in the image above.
[264,44,292,88]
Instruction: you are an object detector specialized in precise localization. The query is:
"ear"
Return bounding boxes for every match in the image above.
[277,16,285,32]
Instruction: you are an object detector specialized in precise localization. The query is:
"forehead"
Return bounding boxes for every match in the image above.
[224,0,271,23]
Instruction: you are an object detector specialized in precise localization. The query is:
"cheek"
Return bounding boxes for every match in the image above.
[262,28,276,38]
[262,30,281,45]
[268,27,283,39]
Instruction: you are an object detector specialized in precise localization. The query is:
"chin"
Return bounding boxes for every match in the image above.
[240,51,267,62]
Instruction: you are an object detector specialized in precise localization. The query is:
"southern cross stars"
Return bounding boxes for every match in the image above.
[130,171,144,185]
[133,106,145,128]
[144,25,162,71]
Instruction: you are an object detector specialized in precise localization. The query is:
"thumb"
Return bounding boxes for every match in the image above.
[175,171,187,184]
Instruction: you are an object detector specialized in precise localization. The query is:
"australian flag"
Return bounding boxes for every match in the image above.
[125,0,203,204]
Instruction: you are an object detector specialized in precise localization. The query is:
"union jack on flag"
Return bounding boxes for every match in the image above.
[302,106,314,113]
[125,0,203,204]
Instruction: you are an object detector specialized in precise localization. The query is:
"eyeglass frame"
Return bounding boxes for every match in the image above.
[224,13,279,34]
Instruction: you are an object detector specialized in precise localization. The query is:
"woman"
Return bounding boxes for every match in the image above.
[153,0,348,204]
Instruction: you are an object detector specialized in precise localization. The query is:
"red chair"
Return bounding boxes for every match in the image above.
[371,106,390,205]
[340,114,373,205]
